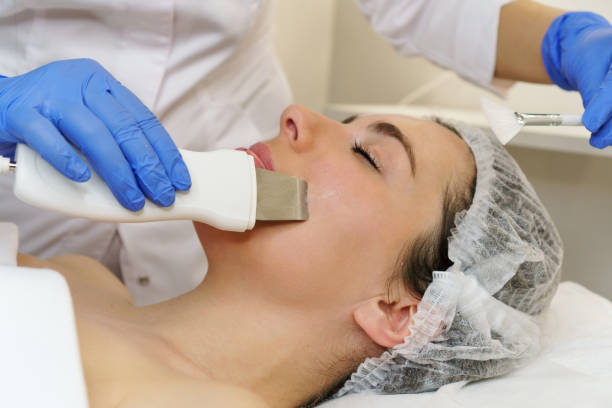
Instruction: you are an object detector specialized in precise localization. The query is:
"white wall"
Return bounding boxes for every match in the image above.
[272,0,336,113]
[274,0,612,299]
[327,0,441,105]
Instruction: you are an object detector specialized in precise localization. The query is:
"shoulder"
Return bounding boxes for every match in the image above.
[18,253,108,276]
[118,378,269,408]
[18,253,131,302]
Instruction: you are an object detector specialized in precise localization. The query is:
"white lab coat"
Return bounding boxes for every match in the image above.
[0,0,511,305]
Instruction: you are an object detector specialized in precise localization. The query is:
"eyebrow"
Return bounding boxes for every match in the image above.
[367,121,416,176]
[342,114,358,124]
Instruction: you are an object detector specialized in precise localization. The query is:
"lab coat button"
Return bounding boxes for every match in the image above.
[138,276,150,286]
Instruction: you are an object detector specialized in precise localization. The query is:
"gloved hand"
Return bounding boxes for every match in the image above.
[0,58,191,210]
[542,12,612,149]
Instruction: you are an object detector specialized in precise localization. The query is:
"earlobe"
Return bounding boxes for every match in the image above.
[353,295,419,348]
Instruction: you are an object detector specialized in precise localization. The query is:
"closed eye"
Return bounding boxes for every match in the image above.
[352,141,380,171]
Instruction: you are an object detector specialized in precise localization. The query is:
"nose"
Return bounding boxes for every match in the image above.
[279,105,321,153]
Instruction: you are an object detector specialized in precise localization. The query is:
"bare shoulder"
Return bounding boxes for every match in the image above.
[17,253,111,278]
[17,253,57,269]
[17,252,130,302]
[118,378,269,408]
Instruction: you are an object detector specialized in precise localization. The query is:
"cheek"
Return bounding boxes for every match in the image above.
[307,158,388,217]
[250,161,399,303]
[302,159,385,247]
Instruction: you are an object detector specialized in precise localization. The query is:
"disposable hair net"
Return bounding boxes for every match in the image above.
[336,120,563,396]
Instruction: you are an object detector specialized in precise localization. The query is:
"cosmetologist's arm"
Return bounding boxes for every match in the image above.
[495,0,564,83]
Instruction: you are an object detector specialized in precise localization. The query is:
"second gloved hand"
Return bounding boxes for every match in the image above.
[0,58,191,210]
[542,12,612,149]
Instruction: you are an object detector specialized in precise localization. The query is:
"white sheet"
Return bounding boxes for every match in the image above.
[321,282,612,408]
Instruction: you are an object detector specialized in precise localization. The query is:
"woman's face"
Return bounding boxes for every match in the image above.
[195,105,474,311]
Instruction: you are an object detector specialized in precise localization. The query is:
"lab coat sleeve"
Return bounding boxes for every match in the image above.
[0,2,38,16]
[354,0,514,89]
[0,4,22,16]
[0,2,93,17]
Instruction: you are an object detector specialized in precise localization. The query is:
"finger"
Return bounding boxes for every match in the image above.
[582,65,612,133]
[5,107,90,182]
[589,111,612,149]
[108,78,191,191]
[83,73,176,207]
[44,102,146,211]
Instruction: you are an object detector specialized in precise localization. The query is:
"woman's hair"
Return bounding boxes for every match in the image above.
[391,118,476,299]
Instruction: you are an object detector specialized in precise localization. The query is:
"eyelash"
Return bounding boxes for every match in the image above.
[352,141,380,171]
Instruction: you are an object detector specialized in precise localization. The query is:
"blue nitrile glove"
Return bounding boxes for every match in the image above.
[0,59,191,210]
[542,12,612,149]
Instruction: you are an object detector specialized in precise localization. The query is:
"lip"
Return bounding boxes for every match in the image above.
[237,142,275,171]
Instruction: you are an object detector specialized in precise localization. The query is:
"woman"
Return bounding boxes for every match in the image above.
[17,105,562,407]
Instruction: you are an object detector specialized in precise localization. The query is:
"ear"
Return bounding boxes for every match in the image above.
[353,294,419,348]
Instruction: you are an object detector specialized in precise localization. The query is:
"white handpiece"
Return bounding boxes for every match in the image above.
[13,144,257,232]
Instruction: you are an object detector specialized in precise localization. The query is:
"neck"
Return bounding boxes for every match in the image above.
[140,265,355,407]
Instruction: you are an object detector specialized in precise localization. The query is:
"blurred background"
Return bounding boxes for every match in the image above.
[273,0,612,299]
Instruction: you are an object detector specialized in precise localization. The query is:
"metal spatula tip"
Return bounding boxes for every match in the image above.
[255,168,309,221]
